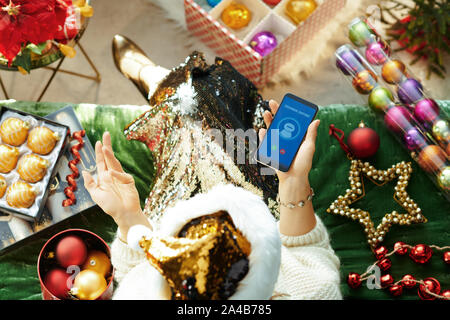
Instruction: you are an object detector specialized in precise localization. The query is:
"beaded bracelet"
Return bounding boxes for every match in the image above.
[277,188,315,209]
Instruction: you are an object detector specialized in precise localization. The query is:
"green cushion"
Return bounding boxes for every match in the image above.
[0,100,448,300]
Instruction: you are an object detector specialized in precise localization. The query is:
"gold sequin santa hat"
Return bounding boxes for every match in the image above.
[125,184,281,300]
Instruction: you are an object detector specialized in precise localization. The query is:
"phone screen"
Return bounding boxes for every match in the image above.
[256,94,318,172]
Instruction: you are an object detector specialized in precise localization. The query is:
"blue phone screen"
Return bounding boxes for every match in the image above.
[257,95,317,172]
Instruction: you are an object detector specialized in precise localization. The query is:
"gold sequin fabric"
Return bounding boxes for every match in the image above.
[139,211,251,300]
[125,52,279,224]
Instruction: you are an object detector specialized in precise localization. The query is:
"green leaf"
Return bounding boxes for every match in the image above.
[26,42,48,55]
[12,49,31,73]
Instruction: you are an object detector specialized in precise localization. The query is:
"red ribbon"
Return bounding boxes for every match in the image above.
[329,124,352,156]
[62,130,85,207]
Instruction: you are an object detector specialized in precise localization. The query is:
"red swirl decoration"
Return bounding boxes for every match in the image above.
[62,130,85,207]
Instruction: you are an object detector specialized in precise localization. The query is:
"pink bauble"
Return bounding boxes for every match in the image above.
[384,106,413,133]
[44,268,71,299]
[365,40,390,65]
[56,235,88,268]
[413,99,440,127]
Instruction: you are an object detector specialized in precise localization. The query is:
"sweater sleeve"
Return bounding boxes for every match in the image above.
[273,214,342,300]
[110,229,147,283]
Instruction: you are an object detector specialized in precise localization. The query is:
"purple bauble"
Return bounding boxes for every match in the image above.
[404,127,426,151]
[249,31,277,57]
[365,40,390,65]
[384,106,413,133]
[336,49,363,75]
[397,78,423,104]
[413,99,440,127]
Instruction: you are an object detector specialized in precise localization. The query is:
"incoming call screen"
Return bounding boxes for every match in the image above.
[257,95,317,172]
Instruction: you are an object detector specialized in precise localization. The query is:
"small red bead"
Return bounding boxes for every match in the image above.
[389,284,403,297]
[444,251,450,265]
[418,277,441,300]
[347,272,362,289]
[380,274,394,288]
[394,241,408,255]
[441,290,450,300]
[376,258,392,272]
[410,244,433,264]
[401,274,416,289]
[374,246,388,260]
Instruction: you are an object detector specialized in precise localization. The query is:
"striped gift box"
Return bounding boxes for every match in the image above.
[185,0,346,87]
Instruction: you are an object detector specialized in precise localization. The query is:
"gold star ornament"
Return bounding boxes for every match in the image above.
[327,159,426,250]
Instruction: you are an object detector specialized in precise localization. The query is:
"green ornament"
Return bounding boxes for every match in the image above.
[437,166,450,191]
[368,87,394,112]
[432,119,450,142]
[348,18,375,47]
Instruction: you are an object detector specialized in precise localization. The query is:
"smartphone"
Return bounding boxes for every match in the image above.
[255,93,318,172]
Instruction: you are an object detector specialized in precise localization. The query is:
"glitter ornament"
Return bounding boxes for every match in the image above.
[348,18,375,47]
[352,69,377,94]
[397,78,423,105]
[418,277,441,300]
[413,99,440,127]
[0,175,6,198]
[56,235,88,268]
[384,106,412,134]
[71,270,107,300]
[417,145,447,173]
[27,127,60,155]
[6,181,37,208]
[207,0,221,7]
[368,87,394,113]
[381,60,406,84]
[365,40,390,65]
[81,250,111,277]
[285,0,317,25]
[43,268,72,299]
[17,154,50,183]
[437,166,450,191]
[221,3,251,29]
[404,127,426,151]
[0,117,29,146]
[335,48,363,75]
[249,31,277,57]
[431,119,450,142]
[0,144,19,173]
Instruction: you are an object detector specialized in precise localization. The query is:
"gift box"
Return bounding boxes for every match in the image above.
[0,106,97,254]
[185,0,346,87]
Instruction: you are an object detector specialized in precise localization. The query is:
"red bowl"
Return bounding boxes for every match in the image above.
[37,228,114,300]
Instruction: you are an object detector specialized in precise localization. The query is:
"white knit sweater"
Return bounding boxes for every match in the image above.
[110,214,342,300]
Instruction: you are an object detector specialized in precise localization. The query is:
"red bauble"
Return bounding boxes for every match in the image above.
[347,125,380,158]
[418,277,441,300]
[444,251,450,265]
[394,241,408,255]
[347,272,362,289]
[401,274,416,289]
[410,244,433,264]
[441,290,450,300]
[380,274,394,288]
[56,235,88,268]
[43,268,71,299]
[374,246,388,260]
[389,284,403,297]
[377,258,392,272]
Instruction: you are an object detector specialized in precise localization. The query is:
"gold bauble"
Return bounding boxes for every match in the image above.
[17,154,49,183]
[221,3,251,29]
[285,0,317,25]
[27,127,60,155]
[6,181,37,208]
[81,251,111,277]
[0,175,6,198]
[71,270,107,300]
[381,60,406,84]
[352,69,378,95]
[0,144,19,173]
[0,117,29,146]
[418,145,448,173]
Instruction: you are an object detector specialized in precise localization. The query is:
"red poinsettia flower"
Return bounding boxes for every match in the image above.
[0,0,58,64]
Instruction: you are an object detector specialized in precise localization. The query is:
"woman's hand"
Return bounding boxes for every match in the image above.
[83,132,152,240]
[258,100,320,236]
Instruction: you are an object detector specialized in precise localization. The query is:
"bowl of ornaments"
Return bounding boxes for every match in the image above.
[37,228,114,300]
